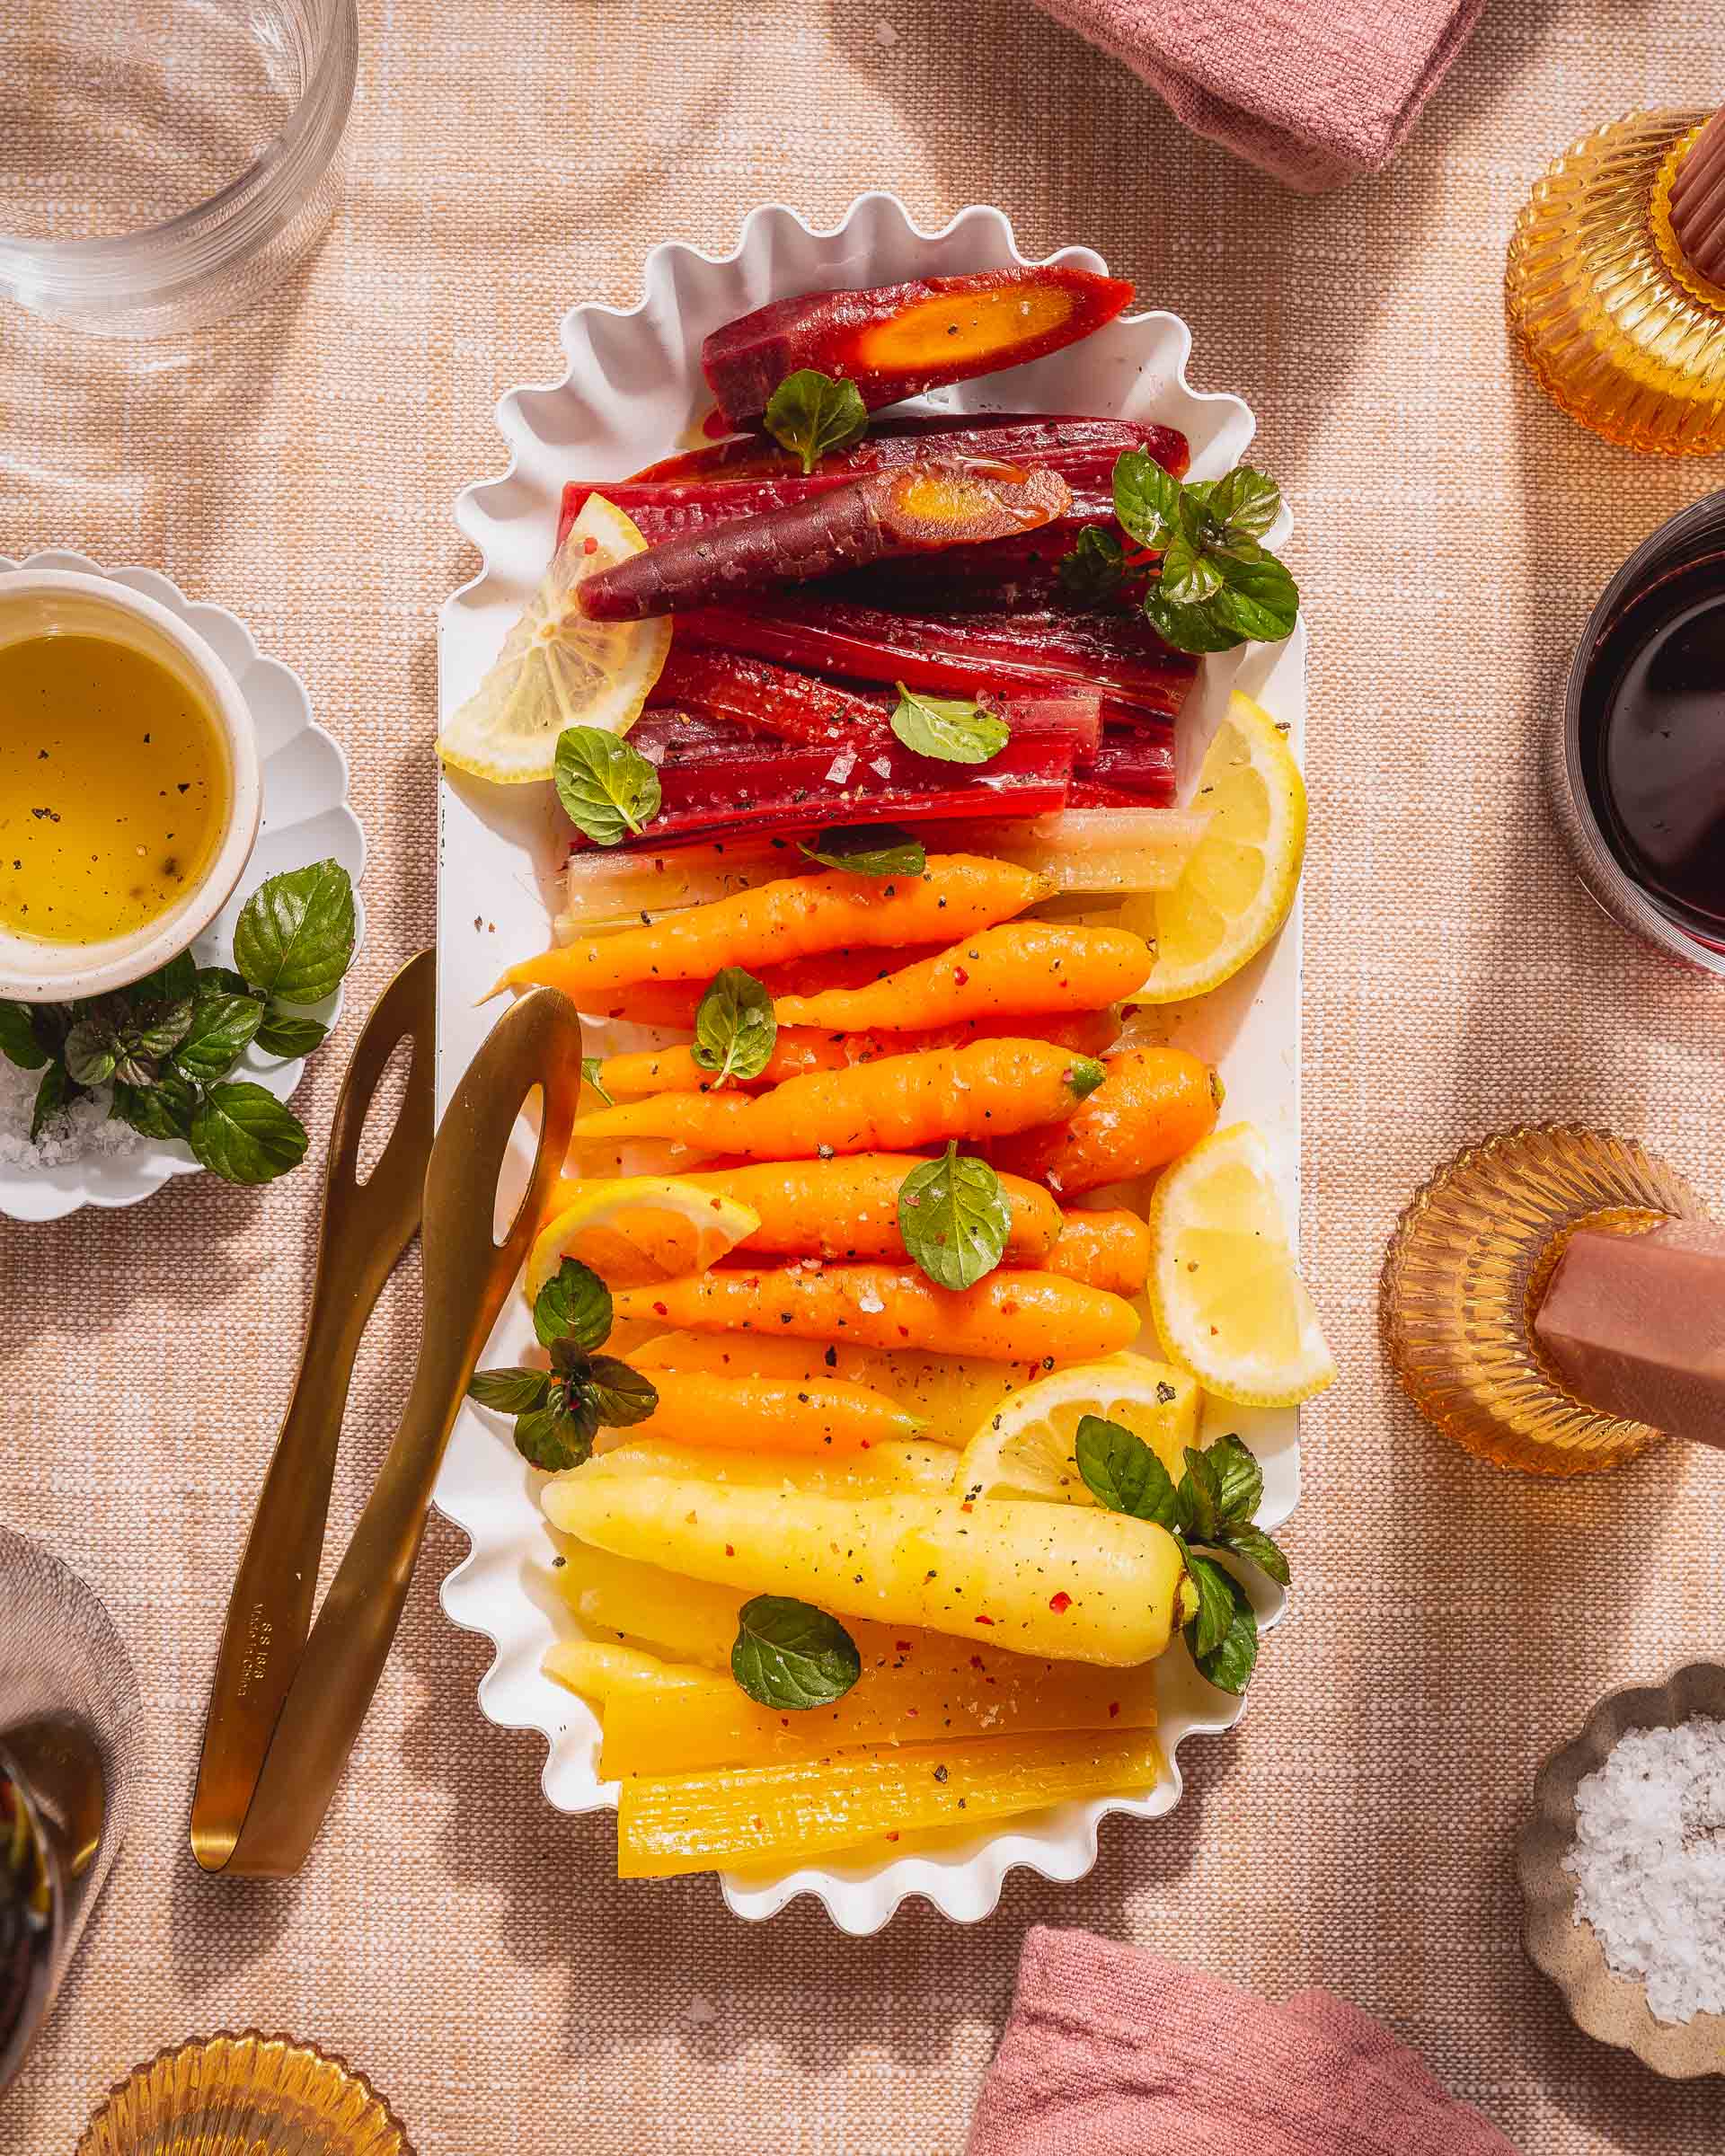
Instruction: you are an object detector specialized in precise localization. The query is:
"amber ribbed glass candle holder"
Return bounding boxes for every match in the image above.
[78,2033,414,2156]
[1382,1126,1708,1476]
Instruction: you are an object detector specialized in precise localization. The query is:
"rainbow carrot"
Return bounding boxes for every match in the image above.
[679,1153,1062,1265]
[993,1047,1219,1196]
[1045,1209,1151,1295]
[613,1371,925,1453]
[574,945,951,1029]
[772,923,1150,1031]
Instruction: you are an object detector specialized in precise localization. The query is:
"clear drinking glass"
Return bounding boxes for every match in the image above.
[0,1526,140,2092]
[0,0,358,337]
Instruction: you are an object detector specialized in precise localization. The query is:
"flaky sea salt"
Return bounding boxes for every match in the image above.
[1563,1715,1725,2024]
[0,1054,143,1172]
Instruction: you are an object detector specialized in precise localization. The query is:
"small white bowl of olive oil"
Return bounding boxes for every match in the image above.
[0,570,262,1002]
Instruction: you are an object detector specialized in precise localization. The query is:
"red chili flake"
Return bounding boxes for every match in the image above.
[1000,1299,1020,1317]
[582,535,598,554]
[897,1641,914,1652]
[1048,1591,1072,1614]
[960,1500,974,1515]
[652,1301,669,1318]
[952,966,970,987]
[724,1543,735,1557]
[969,1655,986,1670]
[974,1614,995,1627]
[1108,1701,1120,1719]
[885,1831,900,1842]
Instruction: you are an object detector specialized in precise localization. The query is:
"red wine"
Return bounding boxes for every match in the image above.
[1582,551,1725,936]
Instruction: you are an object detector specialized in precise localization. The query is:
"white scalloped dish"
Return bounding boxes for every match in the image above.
[434,196,1305,1932]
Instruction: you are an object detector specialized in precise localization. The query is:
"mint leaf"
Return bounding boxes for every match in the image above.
[763,369,868,476]
[0,1002,47,1072]
[234,860,358,1004]
[1222,1522,1290,1588]
[111,1070,198,1142]
[692,966,776,1087]
[1057,526,1128,608]
[1210,552,1299,644]
[1190,1580,1258,1693]
[898,1141,1012,1292]
[580,1055,615,1107]
[553,727,661,848]
[1112,450,1183,551]
[188,1082,309,1184]
[1177,1445,1220,1542]
[534,1258,612,1353]
[1185,1551,1238,1660]
[584,1355,659,1427]
[513,1400,596,1471]
[255,1009,328,1058]
[889,682,1008,765]
[731,1595,861,1710]
[1206,1434,1263,1528]
[1204,465,1281,548]
[64,1017,117,1088]
[1143,588,1247,655]
[173,987,263,1083]
[1074,1414,1180,1527]
[798,825,927,879]
[30,1063,75,1142]
[1158,529,1225,606]
[467,1366,552,1416]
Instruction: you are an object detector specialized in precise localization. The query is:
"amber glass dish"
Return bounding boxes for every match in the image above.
[1382,1126,1707,1475]
[78,2033,414,2156]
[1507,110,1725,455]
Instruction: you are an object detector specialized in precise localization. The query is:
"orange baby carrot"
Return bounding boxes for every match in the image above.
[588,1009,1119,1100]
[681,1154,1062,1264]
[614,1263,1140,1362]
[994,1047,1219,1197]
[495,855,1048,1001]
[1044,1209,1151,1296]
[612,1371,926,1453]
[571,1038,1104,1162]
[771,923,1151,1032]
[577,945,950,1029]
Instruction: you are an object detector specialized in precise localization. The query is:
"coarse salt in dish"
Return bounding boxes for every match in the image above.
[1564,1715,1725,2025]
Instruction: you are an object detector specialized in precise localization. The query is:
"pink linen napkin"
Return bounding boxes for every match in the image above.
[966,1928,1520,2156]
[1030,0,1483,191]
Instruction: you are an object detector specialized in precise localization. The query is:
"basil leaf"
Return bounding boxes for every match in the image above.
[127,950,199,1004]
[1185,1553,1240,1661]
[691,966,777,1087]
[731,1595,862,1711]
[187,1082,309,1185]
[1112,450,1183,551]
[173,988,263,1083]
[762,368,869,476]
[889,682,1009,765]
[255,1009,329,1058]
[1074,1414,1180,1527]
[513,1400,597,1472]
[553,726,662,848]
[64,1017,117,1088]
[1142,588,1247,656]
[1057,525,1128,608]
[1190,1582,1258,1694]
[467,1366,552,1416]
[1210,552,1300,644]
[234,859,358,1004]
[0,1001,48,1072]
[1205,1434,1263,1527]
[1205,465,1282,547]
[1157,530,1225,606]
[30,1063,75,1143]
[898,1141,1011,1291]
[580,1055,615,1107]
[583,1354,659,1427]
[111,1071,198,1142]
[534,1257,613,1353]
[798,824,927,879]
[1177,1445,1221,1542]
[1221,1522,1291,1588]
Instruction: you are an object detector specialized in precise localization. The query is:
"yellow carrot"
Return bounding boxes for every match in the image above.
[679,1153,1061,1265]
[571,1037,1104,1162]
[994,1046,1218,1196]
[543,1475,1190,1665]
[773,923,1151,1032]
[615,1263,1140,1362]
[616,1731,1166,1876]
[1045,1208,1152,1295]
[542,1639,708,1704]
[496,853,1048,1000]
[612,1370,924,1454]
[585,1436,959,1497]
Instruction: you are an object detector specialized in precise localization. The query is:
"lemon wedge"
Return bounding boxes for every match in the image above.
[1122,690,1305,1003]
[438,496,671,783]
[954,1352,1199,1502]
[1147,1122,1333,1406]
[526,1178,759,1298]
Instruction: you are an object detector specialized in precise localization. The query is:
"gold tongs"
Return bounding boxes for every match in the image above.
[190,951,582,1877]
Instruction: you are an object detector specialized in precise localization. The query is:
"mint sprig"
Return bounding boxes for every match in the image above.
[691,966,776,1088]
[798,824,927,879]
[898,1142,1011,1291]
[466,1258,659,1472]
[731,1595,861,1710]
[553,726,662,848]
[1074,1419,1287,1694]
[889,682,1009,765]
[763,369,869,476]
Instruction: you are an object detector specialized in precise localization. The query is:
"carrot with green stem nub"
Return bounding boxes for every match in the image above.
[1045,1209,1151,1295]
[586,1009,1119,1099]
[772,923,1151,1032]
[605,1371,926,1453]
[614,1263,1140,1362]
[993,1046,1219,1196]
[494,854,1048,1002]
[571,1037,1106,1162]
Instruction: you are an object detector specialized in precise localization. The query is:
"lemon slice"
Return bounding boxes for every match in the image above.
[1147,1122,1334,1405]
[1122,690,1305,1003]
[955,1352,1200,1503]
[438,496,671,783]
[526,1178,759,1298]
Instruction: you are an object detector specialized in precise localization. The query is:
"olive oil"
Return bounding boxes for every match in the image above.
[0,632,228,945]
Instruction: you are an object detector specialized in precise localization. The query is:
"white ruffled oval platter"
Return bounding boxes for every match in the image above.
[0,550,364,1224]
[434,194,1305,1932]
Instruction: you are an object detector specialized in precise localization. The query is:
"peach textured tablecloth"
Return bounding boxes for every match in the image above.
[2,6,1723,2153]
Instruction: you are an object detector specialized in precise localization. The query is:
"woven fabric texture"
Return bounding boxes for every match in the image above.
[2,4,1723,2152]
